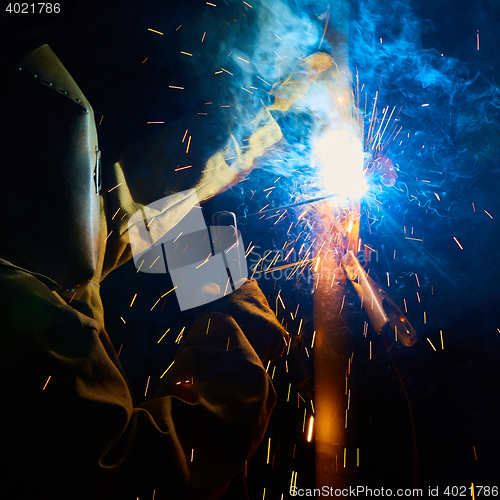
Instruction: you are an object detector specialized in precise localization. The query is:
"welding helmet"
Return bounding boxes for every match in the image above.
[0,44,101,296]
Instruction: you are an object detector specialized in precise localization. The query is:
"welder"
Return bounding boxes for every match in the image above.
[0,43,289,500]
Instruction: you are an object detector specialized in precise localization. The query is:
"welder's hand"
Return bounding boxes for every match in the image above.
[191,52,335,198]
[195,280,289,362]
[268,52,334,112]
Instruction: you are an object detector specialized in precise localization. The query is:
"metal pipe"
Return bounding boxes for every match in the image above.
[313,0,360,489]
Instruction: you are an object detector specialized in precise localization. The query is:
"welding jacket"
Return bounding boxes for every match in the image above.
[0,113,288,499]
[0,261,286,500]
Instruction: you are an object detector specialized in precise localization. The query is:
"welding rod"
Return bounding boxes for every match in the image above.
[236,193,338,220]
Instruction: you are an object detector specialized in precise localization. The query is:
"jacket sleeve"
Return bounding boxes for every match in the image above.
[0,265,276,500]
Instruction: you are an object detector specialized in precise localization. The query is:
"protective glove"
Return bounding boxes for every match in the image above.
[195,279,289,362]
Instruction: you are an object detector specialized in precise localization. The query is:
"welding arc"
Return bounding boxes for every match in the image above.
[236,193,338,220]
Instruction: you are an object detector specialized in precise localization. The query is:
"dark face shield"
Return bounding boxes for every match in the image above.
[0,45,100,294]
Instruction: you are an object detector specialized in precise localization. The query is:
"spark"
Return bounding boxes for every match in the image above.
[440,330,444,349]
[103,231,113,243]
[485,210,493,219]
[237,56,250,64]
[256,75,271,86]
[175,327,186,344]
[147,121,165,124]
[357,448,360,467]
[157,329,171,343]
[427,338,437,351]
[182,129,188,142]
[181,51,193,56]
[142,58,148,64]
[42,376,51,390]
[274,33,281,40]
[108,183,122,193]
[421,103,429,107]
[243,1,252,7]
[160,360,175,378]
[472,483,476,500]
[137,260,145,272]
[206,2,216,6]
[313,256,320,272]
[173,232,183,243]
[130,293,138,307]
[311,330,316,348]
[111,208,121,220]
[98,115,104,125]
[245,245,255,258]
[473,446,478,460]
[176,25,182,31]
[160,287,177,299]
[477,30,480,51]
[267,438,271,464]
[339,294,345,315]
[191,448,194,462]
[144,376,150,397]
[221,68,233,75]
[149,256,161,269]
[201,32,206,42]
[453,236,464,250]
[274,51,283,61]
[287,383,291,402]
[148,28,163,35]
[186,136,191,153]
[196,254,212,268]
[169,86,184,89]
[307,416,314,442]
[206,318,211,335]
[150,297,162,311]
[175,165,193,172]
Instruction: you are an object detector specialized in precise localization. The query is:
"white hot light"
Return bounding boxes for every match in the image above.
[314,129,367,205]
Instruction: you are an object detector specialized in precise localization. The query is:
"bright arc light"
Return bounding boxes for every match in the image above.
[314,129,367,205]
